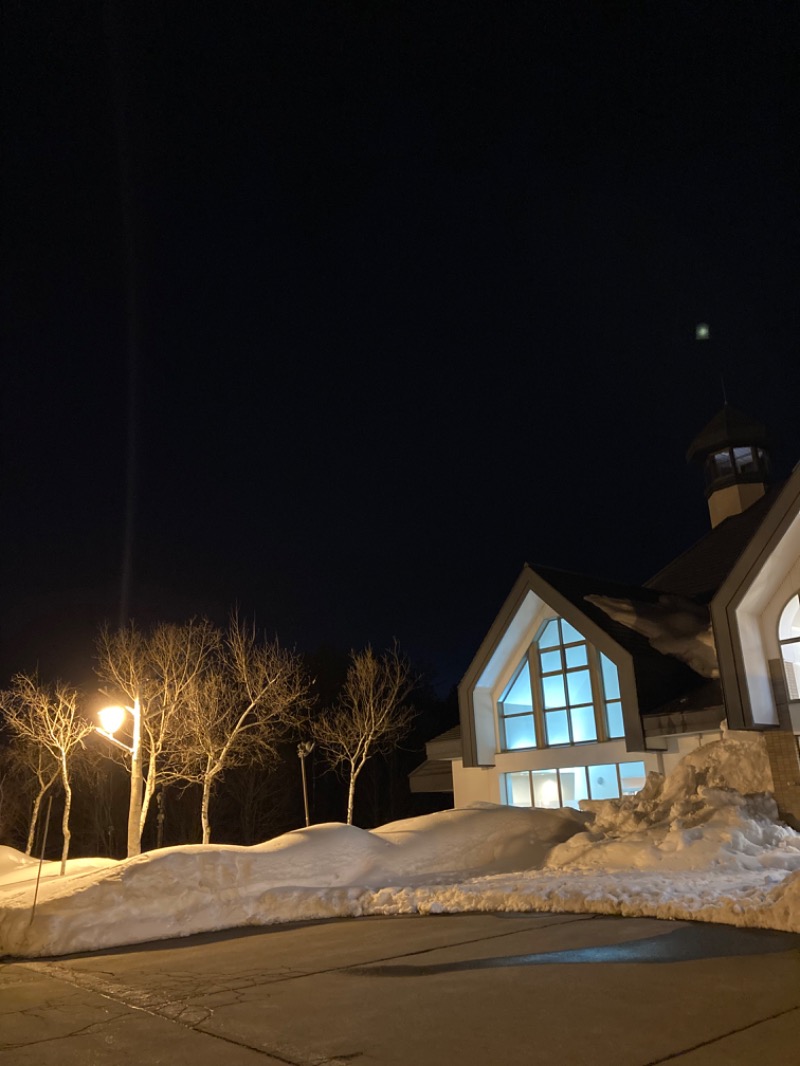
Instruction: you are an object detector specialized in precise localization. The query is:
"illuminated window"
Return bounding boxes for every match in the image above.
[705,445,768,489]
[778,593,800,701]
[499,662,537,750]
[498,616,623,750]
[503,761,646,809]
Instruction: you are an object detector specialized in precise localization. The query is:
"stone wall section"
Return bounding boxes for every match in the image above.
[763,730,800,829]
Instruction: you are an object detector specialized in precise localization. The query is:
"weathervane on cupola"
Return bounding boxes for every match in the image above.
[686,323,772,528]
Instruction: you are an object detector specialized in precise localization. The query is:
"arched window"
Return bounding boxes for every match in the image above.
[498,615,623,750]
[778,593,800,701]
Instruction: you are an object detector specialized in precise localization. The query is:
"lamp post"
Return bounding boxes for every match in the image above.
[97,696,143,858]
[297,741,314,827]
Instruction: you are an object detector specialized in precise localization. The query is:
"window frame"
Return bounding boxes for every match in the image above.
[496,614,624,752]
[778,592,800,702]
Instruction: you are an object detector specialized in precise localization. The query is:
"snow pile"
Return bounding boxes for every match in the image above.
[546,733,796,874]
[586,593,718,678]
[1,733,799,958]
[0,846,37,880]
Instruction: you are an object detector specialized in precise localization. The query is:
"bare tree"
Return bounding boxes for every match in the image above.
[10,740,59,854]
[0,743,54,853]
[178,616,311,843]
[0,675,92,874]
[312,644,416,825]
[95,619,220,855]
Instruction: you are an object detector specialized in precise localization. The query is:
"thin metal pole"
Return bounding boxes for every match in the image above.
[300,755,310,827]
[30,793,53,925]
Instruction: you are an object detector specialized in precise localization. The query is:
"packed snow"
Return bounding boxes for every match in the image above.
[2,733,799,958]
[586,593,719,678]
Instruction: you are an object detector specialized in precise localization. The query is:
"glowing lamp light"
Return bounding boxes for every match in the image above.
[99,705,127,735]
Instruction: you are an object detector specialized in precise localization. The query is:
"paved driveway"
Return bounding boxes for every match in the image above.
[2,913,799,1064]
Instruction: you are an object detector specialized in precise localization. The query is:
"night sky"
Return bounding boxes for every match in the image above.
[4,2,799,697]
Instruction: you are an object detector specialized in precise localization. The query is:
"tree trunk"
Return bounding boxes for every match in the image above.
[59,756,71,876]
[200,776,213,840]
[346,765,359,826]
[140,749,157,837]
[201,754,220,844]
[26,785,46,855]
[26,771,57,854]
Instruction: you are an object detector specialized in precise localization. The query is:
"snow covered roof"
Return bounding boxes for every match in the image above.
[530,565,715,715]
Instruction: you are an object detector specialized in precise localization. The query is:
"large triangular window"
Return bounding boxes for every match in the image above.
[498,615,623,750]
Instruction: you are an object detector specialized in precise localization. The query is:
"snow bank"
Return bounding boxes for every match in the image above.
[0,806,583,958]
[1,733,799,958]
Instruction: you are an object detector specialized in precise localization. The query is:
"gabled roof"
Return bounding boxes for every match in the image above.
[686,404,769,463]
[644,488,778,600]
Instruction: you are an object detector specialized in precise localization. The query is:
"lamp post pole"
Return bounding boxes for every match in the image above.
[297,741,314,828]
[97,696,143,859]
[127,696,143,858]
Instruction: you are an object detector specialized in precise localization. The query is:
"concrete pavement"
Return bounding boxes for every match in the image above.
[1,913,799,1064]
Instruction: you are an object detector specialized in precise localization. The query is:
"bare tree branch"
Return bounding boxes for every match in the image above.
[176,613,311,843]
[0,675,92,873]
[312,644,416,825]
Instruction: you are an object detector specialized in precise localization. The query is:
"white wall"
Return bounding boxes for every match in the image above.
[450,730,726,808]
[735,510,800,726]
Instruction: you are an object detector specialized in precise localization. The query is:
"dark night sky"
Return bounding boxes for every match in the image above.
[3,2,799,696]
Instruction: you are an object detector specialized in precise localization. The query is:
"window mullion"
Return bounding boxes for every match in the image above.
[529,645,544,748]
[588,646,606,741]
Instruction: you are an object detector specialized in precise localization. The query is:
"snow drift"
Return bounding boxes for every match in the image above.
[1,732,799,958]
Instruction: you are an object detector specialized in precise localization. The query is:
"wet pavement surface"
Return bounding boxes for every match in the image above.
[1,913,799,1064]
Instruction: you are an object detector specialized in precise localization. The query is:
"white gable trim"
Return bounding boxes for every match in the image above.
[458,566,640,768]
[712,463,800,729]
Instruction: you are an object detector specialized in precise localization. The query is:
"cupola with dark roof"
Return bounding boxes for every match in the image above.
[687,404,771,528]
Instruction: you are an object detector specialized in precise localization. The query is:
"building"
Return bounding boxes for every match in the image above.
[411,406,800,825]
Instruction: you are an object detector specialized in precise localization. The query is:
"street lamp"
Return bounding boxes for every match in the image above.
[297,741,314,828]
[96,696,143,859]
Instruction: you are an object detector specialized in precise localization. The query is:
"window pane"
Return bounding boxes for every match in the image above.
[779,594,800,641]
[539,649,562,673]
[501,663,533,714]
[600,654,620,699]
[539,619,560,649]
[570,704,597,742]
[558,767,589,809]
[504,714,537,750]
[506,772,532,807]
[565,644,587,668]
[532,770,560,808]
[567,669,592,705]
[733,446,755,473]
[542,674,566,709]
[605,700,624,738]
[545,709,569,745]
[620,761,646,795]
[713,450,732,475]
[561,620,583,643]
[588,763,619,800]
[782,656,800,701]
